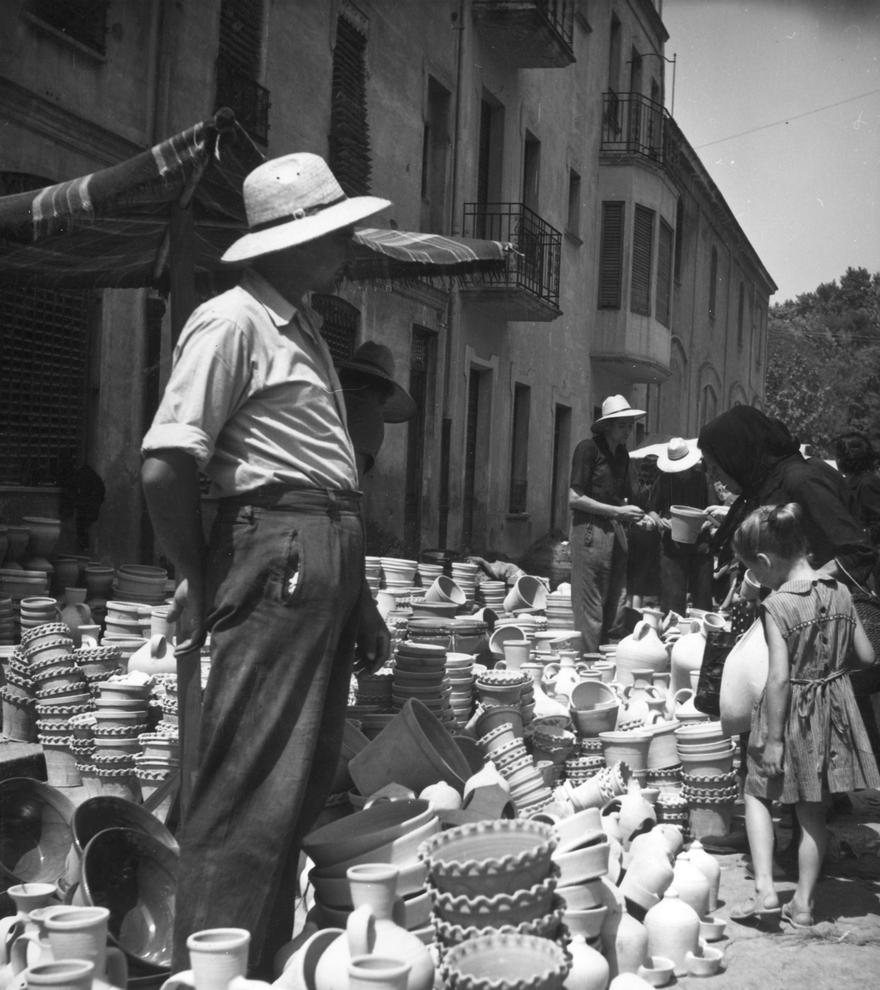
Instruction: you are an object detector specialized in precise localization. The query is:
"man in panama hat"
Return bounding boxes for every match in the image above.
[141,153,393,975]
[569,395,646,651]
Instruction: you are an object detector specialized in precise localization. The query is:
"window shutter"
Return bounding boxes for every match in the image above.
[598,202,624,309]
[630,205,654,316]
[329,16,372,197]
[312,294,359,364]
[656,219,673,327]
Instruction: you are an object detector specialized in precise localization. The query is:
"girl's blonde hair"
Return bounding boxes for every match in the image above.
[732,502,808,562]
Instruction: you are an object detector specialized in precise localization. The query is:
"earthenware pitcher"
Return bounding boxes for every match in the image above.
[160,929,269,990]
[44,908,127,990]
[613,622,668,686]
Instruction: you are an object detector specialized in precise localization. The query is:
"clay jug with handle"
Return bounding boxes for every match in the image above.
[43,907,127,990]
[613,622,668,687]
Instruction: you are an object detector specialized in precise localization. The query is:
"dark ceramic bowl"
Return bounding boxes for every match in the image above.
[0,777,75,888]
[79,826,178,971]
[71,795,178,858]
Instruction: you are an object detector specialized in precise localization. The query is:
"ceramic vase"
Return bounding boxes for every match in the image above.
[543,653,587,706]
[669,622,707,695]
[643,889,700,977]
[613,623,669,687]
[686,840,721,914]
[564,937,610,990]
[60,591,92,649]
[603,908,648,978]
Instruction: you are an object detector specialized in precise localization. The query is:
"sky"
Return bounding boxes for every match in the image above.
[661,0,880,303]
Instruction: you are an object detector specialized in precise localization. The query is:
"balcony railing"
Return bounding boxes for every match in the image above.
[215,56,270,146]
[462,202,562,315]
[601,91,668,164]
[472,0,575,68]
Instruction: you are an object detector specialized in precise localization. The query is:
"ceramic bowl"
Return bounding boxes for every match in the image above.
[562,904,607,940]
[310,856,428,907]
[79,826,178,970]
[553,825,606,856]
[552,838,609,885]
[685,944,724,977]
[699,915,727,942]
[317,815,440,877]
[556,877,604,911]
[442,932,569,990]
[674,721,726,742]
[433,898,565,949]
[431,876,557,929]
[0,778,75,886]
[418,819,556,898]
[301,798,432,867]
[637,955,676,987]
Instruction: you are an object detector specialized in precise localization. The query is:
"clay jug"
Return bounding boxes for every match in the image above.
[671,853,711,918]
[60,590,92,649]
[669,621,706,695]
[613,622,668,687]
[127,635,176,676]
[313,866,433,990]
[543,653,587,705]
[521,662,570,720]
[161,928,269,990]
[643,888,700,977]
[564,937,610,990]
[669,689,707,727]
[0,887,58,960]
[614,782,657,847]
[348,955,410,990]
[627,830,674,867]
[44,907,127,990]
[602,908,648,978]
[620,671,667,726]
[686,840,721,914]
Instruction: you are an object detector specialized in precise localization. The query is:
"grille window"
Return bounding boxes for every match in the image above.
[329,16,372,196]
[597,201,624,309]
[630,205,654,317]
[312,294,359,364]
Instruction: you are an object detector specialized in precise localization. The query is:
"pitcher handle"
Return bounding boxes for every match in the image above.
[345,905,375,958]
[673,688,694,703]
[105,945,128,989]
[160,970,196,990]
[8,931,39,975]
[0,918,24,962]
[543,662,560,678]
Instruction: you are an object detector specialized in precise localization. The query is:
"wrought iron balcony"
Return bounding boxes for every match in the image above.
[215,56,270,146]
[462,203,562,321]
[472,0,576,68]
[601,91,671,165]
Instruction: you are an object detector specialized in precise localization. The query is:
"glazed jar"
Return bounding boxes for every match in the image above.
[314,865,433,990]
[643,888,700,977]
[613,622,668,687]
[686,840,721,914]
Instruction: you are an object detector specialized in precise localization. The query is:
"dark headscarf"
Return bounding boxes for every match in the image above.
[698,407,801,554]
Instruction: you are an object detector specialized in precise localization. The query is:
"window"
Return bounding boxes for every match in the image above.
[630,205,654,316]
[216,0,269,145]
[329,15,372,196]
[508,384,531,514]
[673,197,684,282]
[656,220,673,328]
[420,78,452,234]
[26,0,108,54]
[567,169,582,239]
[312,294,359,363]
[608,14,621,91]
[737,281,745,348]
[598,202,625,309]
[701,384,718,425]
[708,246,718,322]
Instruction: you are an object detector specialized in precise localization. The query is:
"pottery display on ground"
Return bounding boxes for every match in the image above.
[643,889,701,977]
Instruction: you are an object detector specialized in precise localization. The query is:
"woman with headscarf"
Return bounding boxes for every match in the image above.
[834,430,880,550]
[698,406,880,784]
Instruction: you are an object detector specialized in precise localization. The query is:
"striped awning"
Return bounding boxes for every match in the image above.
[0,113,510,289]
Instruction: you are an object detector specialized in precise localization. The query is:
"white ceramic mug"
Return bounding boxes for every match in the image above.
[348,954,410,990]
[44,906,127,989]
[160,929,269,990]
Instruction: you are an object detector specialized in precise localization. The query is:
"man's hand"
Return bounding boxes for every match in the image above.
[616,504,645,522]
[168,577,208,655]
[354,589,390,674]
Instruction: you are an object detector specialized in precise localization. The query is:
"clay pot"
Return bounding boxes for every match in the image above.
[598,731,652,783]
[613,623,669,687]
[643,889,701,977]
[503,575,548,614]
[565,937,610,990]
[669,623,707,695]
[686,840,720,914]
[668,506,705,544]
[671,853,711,918]
[619,851,674,912]
[441,933,568,990]
[43,906,128,988]
[603,909,648,978]
[645,720,680,771]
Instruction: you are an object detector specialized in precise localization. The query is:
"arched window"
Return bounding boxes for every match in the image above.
[701,384,718,426]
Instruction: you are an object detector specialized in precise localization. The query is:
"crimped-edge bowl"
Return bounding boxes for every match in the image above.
[418,819,556,897]
[433,897,564,948]
[430,876,556,928]
[441,932,569,990]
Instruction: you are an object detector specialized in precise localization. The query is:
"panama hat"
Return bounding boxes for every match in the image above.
[591,394,646,430]
[221,153,391,264]
[338,341,416,423]
[657,437,701,473]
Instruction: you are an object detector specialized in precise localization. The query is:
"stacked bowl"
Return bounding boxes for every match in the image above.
[134,731,181,802]
[416,560,445,587]
[450,561,480,603]
[381,556,418,592]
[1,646,37,741]
[478,722,553,816]
[544,590,575,630]
[0,596,15,645]
[477,580,506,610]
[92,675,154,798]
[445,652,475,728]
[104,600,152,641]
[676,721,738,838]
[419,819,563,954]
[113,564,168,605]
[364,555,382,597]
[303,798,438,941]
[392,640,453,726]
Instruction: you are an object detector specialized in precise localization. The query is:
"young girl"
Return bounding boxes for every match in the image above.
[731,503,880,927]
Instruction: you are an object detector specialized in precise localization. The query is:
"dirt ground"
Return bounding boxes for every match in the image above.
[678,789,880,990]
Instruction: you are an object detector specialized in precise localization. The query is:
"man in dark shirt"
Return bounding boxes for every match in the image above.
[569,395,646,651]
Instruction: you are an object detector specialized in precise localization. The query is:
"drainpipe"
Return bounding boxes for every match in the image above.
[439,0,468,549]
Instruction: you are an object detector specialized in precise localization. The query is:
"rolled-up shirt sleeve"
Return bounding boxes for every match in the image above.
[141,310,251,468]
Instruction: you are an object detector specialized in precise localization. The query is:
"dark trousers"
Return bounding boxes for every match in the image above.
[571,517,627,653]
[171,488,365,975]
[659,550,714,616]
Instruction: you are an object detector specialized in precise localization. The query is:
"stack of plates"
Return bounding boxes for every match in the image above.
[450,561,480,601]
[392,641,454,727]
[364,556,382,598]
[416,562,444,587]
[478,580,506,609]
[113,564,168,605]
[381,557,418,591]
[0,568,49,602]
[445,652,475,727]
[545,591,575,628]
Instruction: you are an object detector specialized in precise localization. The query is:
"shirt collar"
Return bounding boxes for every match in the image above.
[776,575,838,595]
[242,270,299,327]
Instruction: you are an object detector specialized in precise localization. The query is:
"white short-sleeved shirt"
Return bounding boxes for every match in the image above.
[141,271,358,497]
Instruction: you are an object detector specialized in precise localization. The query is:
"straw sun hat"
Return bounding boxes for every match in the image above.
[221,153,391,264]
[591,394,646,430]
[657,437,701,473]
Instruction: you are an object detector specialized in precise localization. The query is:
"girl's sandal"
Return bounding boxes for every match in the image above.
[781,902,814,928]
[729,893,782,923]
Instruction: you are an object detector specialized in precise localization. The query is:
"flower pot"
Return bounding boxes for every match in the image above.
[668,506,705,545]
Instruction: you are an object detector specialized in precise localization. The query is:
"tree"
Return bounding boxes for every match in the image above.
[765,267,880,456]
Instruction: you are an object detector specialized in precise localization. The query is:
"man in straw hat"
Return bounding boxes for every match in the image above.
[141,153,394,974]
[647,437,715,615]
[569,395,646,651]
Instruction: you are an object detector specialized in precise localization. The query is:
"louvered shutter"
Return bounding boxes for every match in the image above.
[630,205,654,316]
[598,202,624,309]
[656,219,673,327]
[329,17,372,197]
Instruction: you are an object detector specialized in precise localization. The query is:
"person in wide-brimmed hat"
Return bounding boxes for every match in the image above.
[339,340,416,478]
[646,437,714,615]
[569,395,647,651]
[141,153,393,976]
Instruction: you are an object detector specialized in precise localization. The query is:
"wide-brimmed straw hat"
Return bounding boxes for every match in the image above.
[657,437,701,473]
[222,153,390,264]
[338,341,416,423]
[591,394,646,430]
